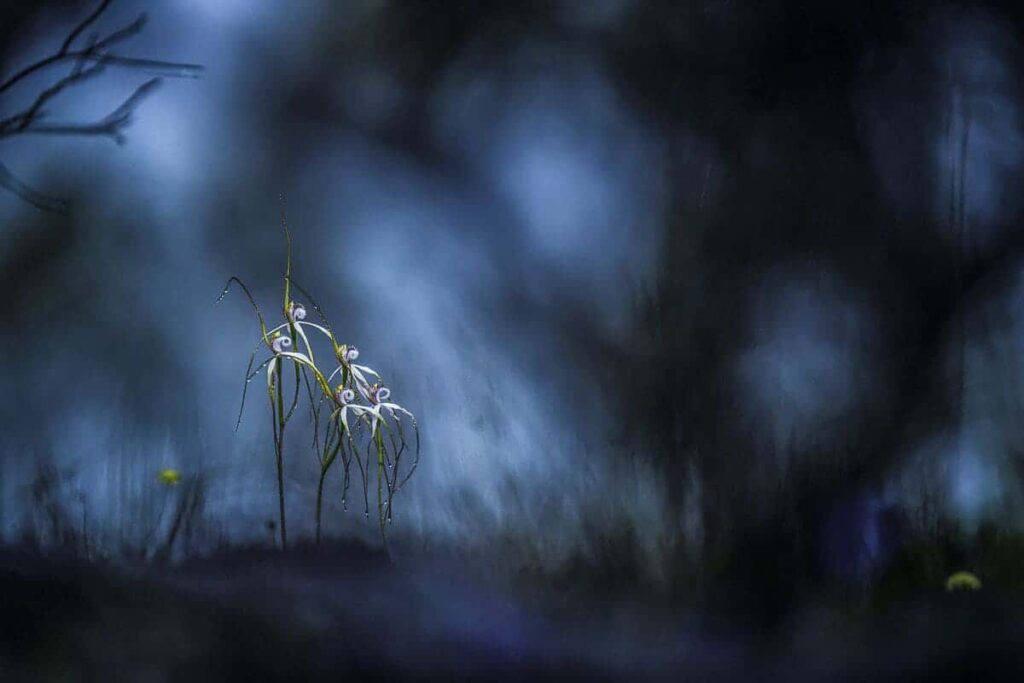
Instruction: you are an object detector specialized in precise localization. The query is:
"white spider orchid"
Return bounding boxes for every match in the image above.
[219,217,419,551]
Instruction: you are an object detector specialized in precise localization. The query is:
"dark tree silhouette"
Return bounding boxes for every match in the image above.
[0,0,201,211]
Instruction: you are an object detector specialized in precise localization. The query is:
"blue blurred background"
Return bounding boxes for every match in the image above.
[2,1,1024,665]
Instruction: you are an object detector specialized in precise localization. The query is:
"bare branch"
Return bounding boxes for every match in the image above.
[92,12,146,51]
[59,0,113,56]
[71,32,102,76]
[0,160,69,213]
[0,58,106,136]
[77,52,201,77]
[17,77,162,145]
[0,0,201,211]
[0,13,200,96]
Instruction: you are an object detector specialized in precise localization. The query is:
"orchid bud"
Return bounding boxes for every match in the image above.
[345,346,359,362]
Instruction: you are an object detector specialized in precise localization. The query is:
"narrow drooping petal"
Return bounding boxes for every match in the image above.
[350,366,373,392]
[351,363,381,380]
[297,321,334,341]
[326,365,344,384]
[377,401,415,420]
[292,321,316,364]
[339,403,378,435]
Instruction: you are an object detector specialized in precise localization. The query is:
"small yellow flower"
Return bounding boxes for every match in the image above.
[158,468,182,486]
[945,571,982,592]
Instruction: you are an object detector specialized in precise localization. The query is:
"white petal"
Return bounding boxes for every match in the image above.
[297,322,334,340]
[266,357,278,390]
[377,402,415,420]
[271,336,293,354]
[293,323,315,364]
[351,364,381,379]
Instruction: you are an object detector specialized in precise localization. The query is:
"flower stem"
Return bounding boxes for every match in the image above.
[275,365,288,551]
[315,466,327,545]
[375,429,389,557]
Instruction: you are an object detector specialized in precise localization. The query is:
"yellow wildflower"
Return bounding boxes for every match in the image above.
[945,571,982,592]
[158,468,182,486]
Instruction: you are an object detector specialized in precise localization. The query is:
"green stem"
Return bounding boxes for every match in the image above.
[275,365,288,551]
[315,467,327,545]
[375,429,389,556]
[316,423,343,546]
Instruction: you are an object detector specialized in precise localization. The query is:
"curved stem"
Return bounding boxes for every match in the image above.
[315,423,342,546]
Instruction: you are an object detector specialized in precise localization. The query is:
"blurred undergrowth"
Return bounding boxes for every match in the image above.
[18,460,208,565]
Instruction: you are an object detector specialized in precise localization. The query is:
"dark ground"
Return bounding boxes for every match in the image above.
[1,543,1022,681]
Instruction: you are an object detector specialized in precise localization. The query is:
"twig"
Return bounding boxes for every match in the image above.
[0,8,200,96]
[0,160,68,212]
[16,77,162,145]
[0,57,106,135]
[0,0,202,211]
[59,0,112,56]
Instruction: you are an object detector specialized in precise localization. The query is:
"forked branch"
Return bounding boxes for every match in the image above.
[0,0,202,211]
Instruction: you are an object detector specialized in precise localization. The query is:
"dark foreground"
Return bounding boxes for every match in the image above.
[1,544,1022,681]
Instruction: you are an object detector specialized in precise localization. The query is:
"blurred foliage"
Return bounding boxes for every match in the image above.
[19,460,207,565]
